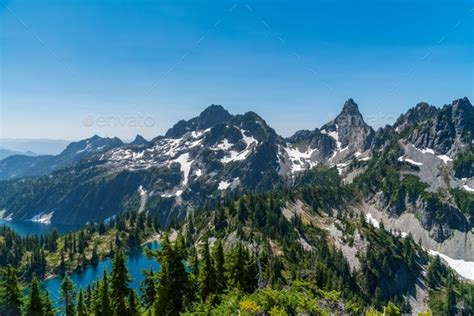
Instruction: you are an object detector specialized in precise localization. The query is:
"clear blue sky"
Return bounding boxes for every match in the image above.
[1,0,473,140]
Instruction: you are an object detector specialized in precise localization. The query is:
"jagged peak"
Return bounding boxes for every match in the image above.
[130,134,148,146]
[341,98,360,115]
[199,104,231,118]
[450,97,472,111]
[165,104,233,138]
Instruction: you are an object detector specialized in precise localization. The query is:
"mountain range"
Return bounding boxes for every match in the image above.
[0,97,472,259]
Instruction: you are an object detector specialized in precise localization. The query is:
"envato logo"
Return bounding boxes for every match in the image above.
[82,114,155,128]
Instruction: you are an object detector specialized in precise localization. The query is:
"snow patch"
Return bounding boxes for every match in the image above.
[324,125,342,150]
[429,250,474,281]
[220,130,257,164]
[398,156,423,166]
[419,148,435,155]
[214,139,232,150]
[365,213,380,228]
[137,185,147,213]
[29,211,54,224]
[172,153,192,185]
[462,184,474,193]
[218,180,231,190]
[437,155,453,164]
[336,162,349,175]
[284,144,318,173]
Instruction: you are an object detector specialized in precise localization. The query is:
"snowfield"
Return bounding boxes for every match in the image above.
[429,250,474,281]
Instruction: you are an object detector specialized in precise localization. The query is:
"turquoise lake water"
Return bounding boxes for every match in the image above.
[0,220,161,306]
[42,242,161,304]
[0,219,79,236]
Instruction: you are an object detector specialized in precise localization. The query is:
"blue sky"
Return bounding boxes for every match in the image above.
[1,0,473,140]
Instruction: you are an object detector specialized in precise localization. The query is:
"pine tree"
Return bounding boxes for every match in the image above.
[128,289,140,316]
[23,274,43,316]
[110,249,131,315]
[141,268,156,309]
[60,275,76,316]
[152,234,189,315]
[446,272,456,316]
[77,289,86,316]
[59,251,67,276]
[91,244,99,266]
[199,239,216,302]
[91,280,102,316]
[154,261,173,316]
[42,291,55,316]
[0,265,22,316]
[85,284,92,312]
[100,270,112,316]
[212,239,226,295]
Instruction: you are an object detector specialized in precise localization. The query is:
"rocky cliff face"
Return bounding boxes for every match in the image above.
[403,97,473,156]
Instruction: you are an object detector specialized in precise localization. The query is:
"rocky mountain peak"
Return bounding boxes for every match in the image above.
[165,104,233,138]
[393,102,438,133]
[130,134,148,146]
[341,98,361,116]
[198,104,232,125]
[320,99,374,154]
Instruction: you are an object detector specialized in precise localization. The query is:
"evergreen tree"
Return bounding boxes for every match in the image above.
[446,272,457,316]
[152,234,190,315]
[42,291,55,316]
[212,239,227,295]
[141,267,156,309]
[85,284,92,311]
[0,265,22,316]
[110,249,131,315]
[99,271,112,316]
[60,275,76,316]
[59,251,67,276]
[199,239,216,302]
[128,289,140,316]
[91,244,99,266]
[23,274,43,316]
[76,289,86,316]
[154,262,173,316]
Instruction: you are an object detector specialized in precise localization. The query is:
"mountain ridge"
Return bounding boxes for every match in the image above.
[0,98,472,244]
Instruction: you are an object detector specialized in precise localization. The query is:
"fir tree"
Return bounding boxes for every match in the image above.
[85,284,92,312]
[446,272,457,316]
[91,244,99,267]
[199,239,216,302]
[141,267,156,309]
[212,239,227,295]
[0,265,22,316]
[42,291,55,316]
[76,289,86,316]
[110,249,131,315]
[128,289,140,316]
[154,262,173,316]
[99,270,112,316]
[60,275,76,316]
[23,274,43,316]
